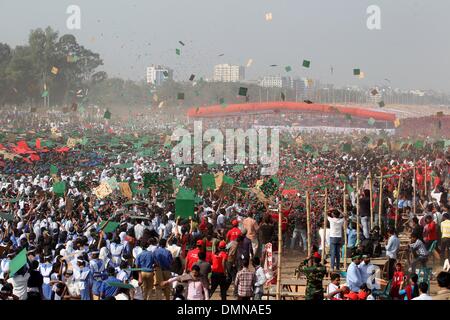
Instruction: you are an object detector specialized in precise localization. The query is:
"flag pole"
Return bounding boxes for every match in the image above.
[306,190,311,257]
[276,203,282,300]
[395,170,402,230]
[343,183,348,270]
[424,158,428,198]
[322,188,328,265]
[356,178,360,245]
[378,173,383,231]
[369,172,374,230]
[413,160,417,215]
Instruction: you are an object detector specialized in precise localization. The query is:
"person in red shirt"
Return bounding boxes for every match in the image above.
[226,220,242,242]
[328,286,351,300]
[344,291,360,300]
[210,241,228,300]
[423,215,438,249]
[185,240,203,272]
[390,263,405,299]
[204,235,214,264]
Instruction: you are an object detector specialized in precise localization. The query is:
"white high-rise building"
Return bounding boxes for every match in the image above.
[146,65,173,86]
[259,75,282,88]
[213,64,245,82]
[259,75,293,88]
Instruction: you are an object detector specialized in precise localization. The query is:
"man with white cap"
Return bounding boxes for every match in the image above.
[90,251,106,300]
[39,254,54,300]
[72,258,92,300]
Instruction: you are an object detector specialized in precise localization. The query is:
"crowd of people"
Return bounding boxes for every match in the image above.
[0,106,448,300]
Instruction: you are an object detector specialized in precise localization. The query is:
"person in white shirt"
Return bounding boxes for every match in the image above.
[385,227,400,280]
[252,257,266,300]
[358,255,377,286]
[412,282,432,300]
[318,223,330,258]
[134,221,145,240]
[327,209,345,271]
[346,255,363,292]
[115,288,131,300]
[130,273,144,300]
[7,269,30,300]
[326,273,341,299]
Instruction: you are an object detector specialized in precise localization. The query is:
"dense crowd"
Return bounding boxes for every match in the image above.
[0,107,448,300]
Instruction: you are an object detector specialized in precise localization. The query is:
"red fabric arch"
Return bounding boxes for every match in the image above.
[187,102,396,122]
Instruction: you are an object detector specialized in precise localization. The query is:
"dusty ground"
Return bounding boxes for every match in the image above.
[208,247,444,300]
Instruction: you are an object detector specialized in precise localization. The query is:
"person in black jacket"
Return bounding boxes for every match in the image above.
[359,189,371,240]
[27,260,43,300]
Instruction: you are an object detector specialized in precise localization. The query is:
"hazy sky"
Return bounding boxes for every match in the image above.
[1,0,449,92]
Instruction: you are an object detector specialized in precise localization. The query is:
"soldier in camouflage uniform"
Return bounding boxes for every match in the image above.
[299,253,327,300]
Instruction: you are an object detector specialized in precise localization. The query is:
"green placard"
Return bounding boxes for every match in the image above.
[342,143,352,153]
[50,164,58,175]
[104,110,111,119]
[9,248,27,277]
[52,181,66,196]
[223,175,235,185]
[201,174,216,191]
[175,198,194,218]
[238,87,248,97]
[99,221,120,233]
[106,281,134,289]
[143,173,159,188]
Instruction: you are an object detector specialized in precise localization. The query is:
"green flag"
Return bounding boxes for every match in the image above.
[342,143,352,153]
[435,140,445,149]
[176,48,181,55]
[346,184,354,194]
[41,91,49,98]
[175,187,195,218]
[114,163,134,169]
[260,177,280,197]
[143,173,159,188]
[0,213,14,221]
[353,69,361,76]
[104,110,111,119]
[285,66,292,72]
[106,281,134,289]
[238,87,248,96]
[223,175,235,185]
[368,118,376,126]
[302,60,311,68]
[52,181,66,196]
[233,164,244,173]
[80,137,88,146]
[302,144,313,153]
[9,248,28,277]
[99,221,120,233]
[50,165,58,175]
[107,177,119,190]
[414,140,424,149]
[201,174,216,191]
[159,161,169,168]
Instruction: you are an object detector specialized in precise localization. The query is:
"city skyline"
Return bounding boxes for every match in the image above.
[2,0,450,93]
